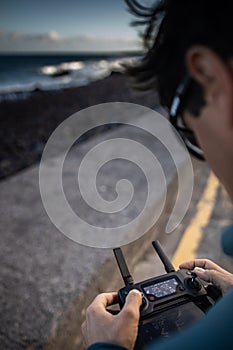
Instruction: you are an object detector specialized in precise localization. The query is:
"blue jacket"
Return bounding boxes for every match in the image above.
[87,225,233,350]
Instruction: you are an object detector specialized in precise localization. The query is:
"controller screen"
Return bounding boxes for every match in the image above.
[143,278,179,298]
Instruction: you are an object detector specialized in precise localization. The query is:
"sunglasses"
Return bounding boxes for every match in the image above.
[169,74,205,161]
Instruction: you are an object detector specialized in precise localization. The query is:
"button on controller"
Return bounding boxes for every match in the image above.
[141,294,148,309]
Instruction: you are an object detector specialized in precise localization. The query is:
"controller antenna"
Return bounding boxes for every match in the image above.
[113,248,134,286]
[152,240,175,273]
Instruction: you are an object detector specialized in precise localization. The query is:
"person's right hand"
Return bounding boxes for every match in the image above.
[81,289,142,350]
[179,259,233,294]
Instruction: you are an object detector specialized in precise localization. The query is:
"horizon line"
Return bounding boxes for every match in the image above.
[0,50,144,56]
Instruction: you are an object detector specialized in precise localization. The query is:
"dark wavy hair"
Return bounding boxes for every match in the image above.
[125,0,233,116]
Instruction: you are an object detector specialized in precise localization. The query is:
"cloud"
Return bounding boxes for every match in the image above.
[48,30,62,41]
[0,30,22,39]
[25,30,63,42]
[0,29,141,52]
[0,30,63,42]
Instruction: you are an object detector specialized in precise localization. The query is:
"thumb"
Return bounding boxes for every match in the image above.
[121,289,142,321]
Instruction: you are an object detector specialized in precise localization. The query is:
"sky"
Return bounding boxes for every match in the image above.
[0,0,144,53]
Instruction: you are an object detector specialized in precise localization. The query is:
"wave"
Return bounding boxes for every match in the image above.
[0,55,139,102]
[40,61,84,76]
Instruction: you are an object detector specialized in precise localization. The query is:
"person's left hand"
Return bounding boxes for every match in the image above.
[81,290,142,350]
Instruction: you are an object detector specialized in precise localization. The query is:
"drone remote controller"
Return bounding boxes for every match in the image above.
[113,240,221,349]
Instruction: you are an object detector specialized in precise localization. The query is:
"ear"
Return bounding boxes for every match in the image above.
[185,46,233,126]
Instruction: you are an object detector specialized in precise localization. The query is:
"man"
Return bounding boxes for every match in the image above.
[82,0,233,349]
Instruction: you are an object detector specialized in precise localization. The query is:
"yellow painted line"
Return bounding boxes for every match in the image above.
[172,172,219,269]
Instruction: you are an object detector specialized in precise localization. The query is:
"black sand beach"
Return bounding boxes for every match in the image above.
[0,72,158,180]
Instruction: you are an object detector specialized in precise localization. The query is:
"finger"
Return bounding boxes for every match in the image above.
[194,267,222,286]
[81,321,86,334]
[81,321,88,345]
[91,292,118,310]
[120,289,142,321]
[179,259,218,271]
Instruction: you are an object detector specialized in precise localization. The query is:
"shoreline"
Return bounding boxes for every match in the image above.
[0,72,158,180]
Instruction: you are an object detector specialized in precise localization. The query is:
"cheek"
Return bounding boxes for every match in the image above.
[193,124,228,183]
[184,111,219,162]
[184,109,233,197]
[192,123,224,172]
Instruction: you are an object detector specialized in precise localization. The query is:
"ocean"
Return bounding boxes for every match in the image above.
[0,52,140,102]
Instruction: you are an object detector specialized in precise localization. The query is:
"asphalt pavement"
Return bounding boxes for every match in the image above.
[0,111,232,350]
